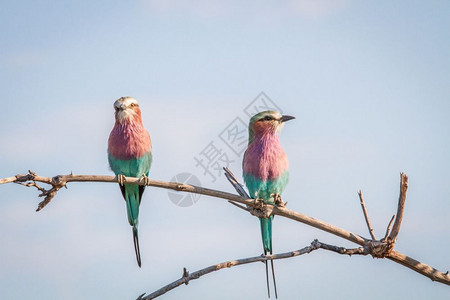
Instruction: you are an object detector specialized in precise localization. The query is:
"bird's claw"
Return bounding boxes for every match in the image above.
[117,174,126,186]
[140,174,151,186]
[253,198,264,209]
[271,193,287,207]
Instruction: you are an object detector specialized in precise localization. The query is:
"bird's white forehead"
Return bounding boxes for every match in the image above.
[114,97,138,108]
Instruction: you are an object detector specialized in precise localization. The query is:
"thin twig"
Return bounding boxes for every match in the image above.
[384,215,396,240]
[138,240,370,299]
[16,181,47,194]
[358,190,377,240]
[314,240,370,256]
[227,200,250,212]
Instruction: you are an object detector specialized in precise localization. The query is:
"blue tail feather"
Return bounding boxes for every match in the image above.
[260,217,273,254]
[125,184,141,267]
[133,225,142,267]
[125,184,140,226]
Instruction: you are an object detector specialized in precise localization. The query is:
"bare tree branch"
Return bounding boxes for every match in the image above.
[384,214,396,240]
[388,251,450,283]
[388,173,408,242]
[1,170,449,286]
[358,190,377,240]
[1,171,256,211]
[137,240,371,300]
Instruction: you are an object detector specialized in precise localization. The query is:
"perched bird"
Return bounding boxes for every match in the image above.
[243,111,295,298]
[108,97,152,267]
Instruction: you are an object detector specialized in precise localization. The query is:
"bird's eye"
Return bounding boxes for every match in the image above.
[264,116,272,121]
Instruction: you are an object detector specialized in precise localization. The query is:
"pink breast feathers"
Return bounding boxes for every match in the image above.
[108,122,151,160]
[244,139,289,181]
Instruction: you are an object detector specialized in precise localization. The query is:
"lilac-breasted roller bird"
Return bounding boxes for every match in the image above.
[108,97,152,267]
[243,111,295,298]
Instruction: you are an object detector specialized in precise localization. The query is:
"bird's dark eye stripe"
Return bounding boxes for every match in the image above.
[260,116,273,121]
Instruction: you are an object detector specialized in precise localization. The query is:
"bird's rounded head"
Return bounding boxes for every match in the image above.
[113,97,142,123]
[248,110,295,143]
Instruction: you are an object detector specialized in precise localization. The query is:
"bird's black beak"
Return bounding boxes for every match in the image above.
[280,115,295,123]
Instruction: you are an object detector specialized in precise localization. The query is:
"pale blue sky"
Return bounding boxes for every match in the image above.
[1,1,449,299]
